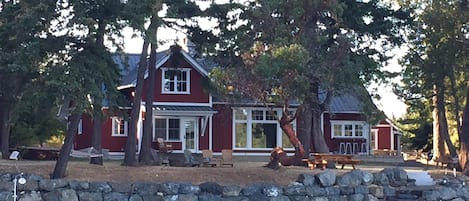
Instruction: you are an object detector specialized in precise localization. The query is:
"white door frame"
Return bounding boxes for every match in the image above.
[181,118,198,152]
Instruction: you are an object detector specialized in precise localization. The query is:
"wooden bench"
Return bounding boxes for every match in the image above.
[304,154,359,170]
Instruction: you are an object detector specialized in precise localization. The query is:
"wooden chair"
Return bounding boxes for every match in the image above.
[220,149,234,167]
[201,149,219,167]
[156,138,171,165]
[157,138,173,153]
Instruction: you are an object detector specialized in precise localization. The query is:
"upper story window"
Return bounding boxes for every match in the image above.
[162,68,191,94]
[112,117,128,137]
[331,121,367,138]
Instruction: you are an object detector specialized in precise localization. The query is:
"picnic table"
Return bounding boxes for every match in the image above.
[303,153,360,170]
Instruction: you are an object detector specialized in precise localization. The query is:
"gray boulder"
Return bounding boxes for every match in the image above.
[77,192,103,201]
[103,192,128,201]
[39,179,68,191]
[297,173,316,186]
[315,170,336,187]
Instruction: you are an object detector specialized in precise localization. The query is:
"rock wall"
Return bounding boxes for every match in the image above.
[0,167,468,201]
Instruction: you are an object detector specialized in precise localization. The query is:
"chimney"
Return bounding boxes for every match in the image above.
[178,37,197,57]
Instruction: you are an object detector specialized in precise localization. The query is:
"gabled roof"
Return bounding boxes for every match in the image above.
[114,47,214,90]
[377,119,403,131]
[213,91,368,114]
[325,92,363,113]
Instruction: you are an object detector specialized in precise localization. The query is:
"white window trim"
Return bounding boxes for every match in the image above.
[153,117,181,142]
[161,68,191,94]
[77,119,83,135]
[232,108,296,150]
[111,117,128,137]
[330,120,368,139]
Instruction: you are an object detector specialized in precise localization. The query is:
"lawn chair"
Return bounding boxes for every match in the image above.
[157,138,172,166]
[201,149,219,167]
[220,149,234,167]
[183,150,200,167]
[157,138,172,153]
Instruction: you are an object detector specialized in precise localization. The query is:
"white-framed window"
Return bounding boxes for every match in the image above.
[162,68,191,94]
[77,119,83,135]
[153,117,181,141]
[111,117,128,136]
[331,121,367,138]
[233,108,296,150]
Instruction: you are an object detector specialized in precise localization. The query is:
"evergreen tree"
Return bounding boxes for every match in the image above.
[396,0,468,163]
[122,0,203,166]
[195,0,410,162]
[0,0,59,159]
[50,0,125,178]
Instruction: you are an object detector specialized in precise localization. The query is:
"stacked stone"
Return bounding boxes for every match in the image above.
[0,167,468,201]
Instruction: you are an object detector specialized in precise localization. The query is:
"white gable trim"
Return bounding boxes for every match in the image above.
[117,49,208,90]
[180,50,209,76]
[145,54,170,79]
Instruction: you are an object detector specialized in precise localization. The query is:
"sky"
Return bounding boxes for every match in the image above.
[372,48,408,119]
[122,28,408,119]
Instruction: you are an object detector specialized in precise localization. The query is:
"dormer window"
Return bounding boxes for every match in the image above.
[162,68,191,94]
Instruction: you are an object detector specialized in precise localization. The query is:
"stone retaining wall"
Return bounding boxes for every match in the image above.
[0,167,468,201]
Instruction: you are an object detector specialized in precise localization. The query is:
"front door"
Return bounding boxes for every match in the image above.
[182,118,198,152]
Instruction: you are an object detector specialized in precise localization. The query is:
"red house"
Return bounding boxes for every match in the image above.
[371,119,403,156]
[74,43,383,158]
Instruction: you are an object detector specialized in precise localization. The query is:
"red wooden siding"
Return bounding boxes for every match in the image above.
[74,114,92,150]
[212,104,233,152]
[75,114,130,152]
[323,113,367,153]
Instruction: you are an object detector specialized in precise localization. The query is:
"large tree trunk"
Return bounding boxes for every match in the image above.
[448,71,462,139]
[312,105,329,153]
[298,102,312,158]
[265,104,305,169]
[432,91,445,160]
[138,42,157,165]
[459,86,469,174]
[311,84,330,153]
[89,19,107,166]
[122,39,149,166]
[123,18,160,166]
[433,84,458,160]
[51,113,81,179]
[90,110,103,165]
[0,101,12,159]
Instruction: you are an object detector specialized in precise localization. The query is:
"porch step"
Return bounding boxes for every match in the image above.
[407,170,435,186]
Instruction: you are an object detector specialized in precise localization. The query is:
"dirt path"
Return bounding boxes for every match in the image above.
[0,159,461,186]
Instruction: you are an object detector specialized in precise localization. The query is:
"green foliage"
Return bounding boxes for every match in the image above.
[10,76,66,147]
[396,0,469,147]
[398,111,433,150]
[199,0,410,113]
[0,1,58,103]
[46,0,127,116]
